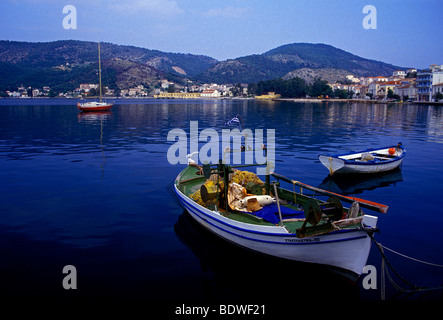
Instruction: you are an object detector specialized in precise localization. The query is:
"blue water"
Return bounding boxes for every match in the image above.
[1,99,442,305]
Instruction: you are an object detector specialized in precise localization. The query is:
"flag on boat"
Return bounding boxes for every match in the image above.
[224,116,240,126]
[224,114,244,130]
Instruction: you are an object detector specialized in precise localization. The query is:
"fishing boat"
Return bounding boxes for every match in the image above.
[318,143,405,175]
[173,151,388,280]
[78,42,113,112]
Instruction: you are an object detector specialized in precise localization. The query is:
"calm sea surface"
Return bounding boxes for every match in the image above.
[1,98,442,305]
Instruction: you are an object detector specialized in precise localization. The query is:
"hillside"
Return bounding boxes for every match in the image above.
[0,40,217,91]
[0,40,406,92]
[199,43,403,83]
[282,68,354,84]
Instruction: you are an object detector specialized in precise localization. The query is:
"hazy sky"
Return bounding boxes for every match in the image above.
[0,0,441,69]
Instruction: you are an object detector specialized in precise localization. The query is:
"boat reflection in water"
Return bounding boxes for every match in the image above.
[319,168,403,196]
[77,110,112,177]
[77,110,112,122]
[174,211,359,302]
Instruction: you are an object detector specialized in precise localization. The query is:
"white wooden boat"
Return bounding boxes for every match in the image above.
[318,143,405,175]
[174,159,387,280]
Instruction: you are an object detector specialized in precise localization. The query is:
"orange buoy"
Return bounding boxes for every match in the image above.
[388,147,396,155]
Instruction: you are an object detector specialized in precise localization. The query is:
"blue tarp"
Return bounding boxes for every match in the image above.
[250,203,305,224]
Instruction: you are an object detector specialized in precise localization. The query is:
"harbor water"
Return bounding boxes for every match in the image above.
[0,99,442,304]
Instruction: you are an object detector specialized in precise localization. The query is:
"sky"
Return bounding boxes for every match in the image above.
[0,0,441,69]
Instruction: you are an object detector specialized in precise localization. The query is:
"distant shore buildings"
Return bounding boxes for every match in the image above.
[328,65,442,102]
[3,65,442,103]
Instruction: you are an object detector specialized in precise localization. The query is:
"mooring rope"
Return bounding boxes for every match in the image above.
[378,244,443,268]
[363,227,443,299]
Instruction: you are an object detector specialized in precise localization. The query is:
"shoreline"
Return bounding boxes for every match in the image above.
[1,96,442,106]
[272,98,443,105]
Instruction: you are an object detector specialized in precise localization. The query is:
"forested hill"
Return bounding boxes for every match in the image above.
[0,40,217,92]
[0,40,404,92]
[199,43,404,83]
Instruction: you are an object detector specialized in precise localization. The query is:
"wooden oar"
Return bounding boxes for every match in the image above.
[271,172,389,213]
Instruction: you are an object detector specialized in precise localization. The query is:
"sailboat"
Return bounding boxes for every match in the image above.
[78,42,113,112]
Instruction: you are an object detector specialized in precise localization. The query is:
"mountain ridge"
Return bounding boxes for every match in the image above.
[0,40,405,91]
[200,42,403,83]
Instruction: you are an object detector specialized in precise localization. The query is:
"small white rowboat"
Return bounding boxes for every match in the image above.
[318,143,405,175]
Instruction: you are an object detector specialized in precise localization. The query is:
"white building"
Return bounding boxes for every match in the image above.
[368,81,381,97]
[7,91,20,97]
[392,70,406,78]
[394,84,417,101]
[346,75,361,83]
[79,84,98,92]
[432,82,443,101]
[361,77,375,86]
[161,80,174,89]
[200,89,221,98]
[417,65,443,101]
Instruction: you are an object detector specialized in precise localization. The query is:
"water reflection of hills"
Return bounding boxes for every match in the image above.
[319,168,403,196]
[174,211,358,302]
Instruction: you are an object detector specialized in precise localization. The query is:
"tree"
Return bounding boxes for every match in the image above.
[333,89,348,99]
[281,77,308,98]
[387,88,400,100]
[247,83,257,96]
[309,77,330,97]
[347,90,355,99]
[435,92,443,102]
[387,88,395,99]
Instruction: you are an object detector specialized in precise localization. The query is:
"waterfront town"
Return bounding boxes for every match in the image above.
[4,64,443,103]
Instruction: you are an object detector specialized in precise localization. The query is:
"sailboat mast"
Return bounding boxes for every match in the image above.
[98,42,102,103]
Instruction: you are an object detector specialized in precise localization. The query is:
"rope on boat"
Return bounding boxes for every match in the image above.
[363,227,443,299]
